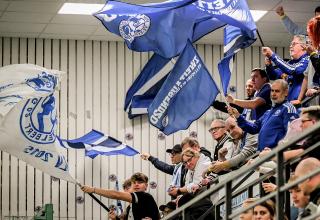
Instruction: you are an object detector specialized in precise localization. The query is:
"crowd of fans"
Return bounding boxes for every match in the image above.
[80,6,320,220]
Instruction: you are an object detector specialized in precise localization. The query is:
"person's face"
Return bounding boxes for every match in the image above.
[253,205,273,220]
[132,181,148,192]
[315,11,320,17]
[300,113,316,130]
[289,187,310,208]
[289,36,305,59]
[170,152,182,164]
[271,82,287,104]
[245,79,256,98]
[239,203,254,220]
[182,154,198,170]
[209,121,226,141]
[226,118,243,140]
[251,71,266,90]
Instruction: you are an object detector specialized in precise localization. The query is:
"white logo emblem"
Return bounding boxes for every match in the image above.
[162,115,169,128]
[26,72,57,93]
[119,14,151,43]
[193,0,237,15]
[274,109,281,116]
[20,96,57,144]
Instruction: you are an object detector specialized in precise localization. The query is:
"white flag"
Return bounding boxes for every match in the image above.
[0,64,76,183]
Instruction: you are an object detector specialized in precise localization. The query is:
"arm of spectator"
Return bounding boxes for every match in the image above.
[236,114,262,135]
[208,160,230,173]
[230,97,267,110]
[222,140,235,161]
[262,182,277,193]
[228,133,258,168]
[269,53,309,75]
[310,52,320,71]
[218,147,228,161]
[212,100,244,114]
[292,76,307,104]
[148,156,175,175]
[276,6,307,35]
[283,149,304,161]
[81,186,132,202]
[265,63,283,80]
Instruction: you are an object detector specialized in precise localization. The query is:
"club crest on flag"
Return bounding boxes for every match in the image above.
[119,14,151,43]
[193,0,238,14]
[20,95,57,144]
[26,72,57,92]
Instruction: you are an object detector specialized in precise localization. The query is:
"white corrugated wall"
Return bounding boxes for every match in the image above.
[0,37,289,220]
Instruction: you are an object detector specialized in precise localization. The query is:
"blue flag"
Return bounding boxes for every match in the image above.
[219,25,257,95]
[124,53,171,118]
[59,130,139,159]
[148,41,219,135]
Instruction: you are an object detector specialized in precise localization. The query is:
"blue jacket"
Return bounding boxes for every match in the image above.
[266,53,309,101]
[237,101,299,151]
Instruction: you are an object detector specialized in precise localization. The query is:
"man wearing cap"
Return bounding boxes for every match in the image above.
[141,144,187,198]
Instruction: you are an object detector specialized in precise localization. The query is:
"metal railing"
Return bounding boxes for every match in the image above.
[163,121,320,220]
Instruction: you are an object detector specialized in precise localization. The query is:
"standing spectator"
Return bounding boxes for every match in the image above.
[81,172,160,220]
[227,68,271,120]
[297,15,320,104]
[228,79,299,151]
[275,6,320,35]
[263,35,309,101]
[209,119,233,161]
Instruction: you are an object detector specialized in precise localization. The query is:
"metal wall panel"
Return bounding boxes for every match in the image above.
[0,37,287,220]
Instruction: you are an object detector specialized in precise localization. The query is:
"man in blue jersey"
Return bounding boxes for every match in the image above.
[228,79,299,151]
[263,35,309,101]
[226,68,271,120]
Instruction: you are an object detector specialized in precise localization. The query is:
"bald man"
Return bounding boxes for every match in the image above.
[295,157,320,207]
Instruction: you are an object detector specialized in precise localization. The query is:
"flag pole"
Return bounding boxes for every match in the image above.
[256,29,265,47]
[77,182,110,212]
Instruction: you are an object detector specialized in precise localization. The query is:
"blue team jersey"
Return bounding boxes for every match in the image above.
[266,53,309,101]
[237,101,299,151]
[252,83,272,120]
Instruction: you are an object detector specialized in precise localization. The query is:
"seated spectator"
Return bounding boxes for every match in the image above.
[294,157,320,207]
[275,6,320,35]
[209,119,233,161]
[253,199,276,220]
[81,172,160,220]
[181,137,212,161]
[288,175,318,220]
[263,35,309,101]
[227,68,271,120]
[205,117,257,174]
[212,78,256,118]
[240,198,257,220]
[228,79,299,151]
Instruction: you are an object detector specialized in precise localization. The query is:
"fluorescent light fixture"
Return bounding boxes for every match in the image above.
[58,3,104,15]
[58,3,268,22]
[250,10,268,22]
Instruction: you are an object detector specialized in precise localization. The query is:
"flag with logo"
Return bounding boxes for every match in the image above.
[0,64,138,183]
[148,41,219,135]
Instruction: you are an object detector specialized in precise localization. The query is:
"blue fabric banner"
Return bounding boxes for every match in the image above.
[148,41,219,135]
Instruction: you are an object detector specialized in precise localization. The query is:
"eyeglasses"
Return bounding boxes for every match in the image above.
[301,119,313,123]
[208,126,225,133]
[182,156,193,165]
[290,42,302,47]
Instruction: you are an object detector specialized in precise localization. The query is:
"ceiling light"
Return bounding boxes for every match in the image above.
[58,3,104,15]
[250,10,268,22]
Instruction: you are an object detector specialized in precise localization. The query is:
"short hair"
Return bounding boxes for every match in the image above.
[181,137,199,148]
[212,119,226,126]
[273,79,288,91]
[252,68,269,82]
[122,179,132,190]
[242,198,257,207]
[301,105,320,121]
[130,172,148,183]
[288,175,299,190]
[315,6,320,14]
[182,148,200,158]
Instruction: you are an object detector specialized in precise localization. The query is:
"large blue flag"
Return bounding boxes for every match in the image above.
[218,25,257,95]
[59,130,139,159]
[124,53,171,119]
[148,41,219,135]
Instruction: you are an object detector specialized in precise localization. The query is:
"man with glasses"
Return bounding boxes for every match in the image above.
[140,144,187,199]
[209,119,233,161]
[263,35,309,101]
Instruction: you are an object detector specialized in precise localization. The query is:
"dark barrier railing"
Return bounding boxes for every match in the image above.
[163,121,320,220]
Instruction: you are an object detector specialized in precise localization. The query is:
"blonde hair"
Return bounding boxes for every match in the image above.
[182,148,200,158]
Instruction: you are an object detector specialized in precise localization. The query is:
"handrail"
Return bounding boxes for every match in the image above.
[163,121,320,220]
[299,91,320,107]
